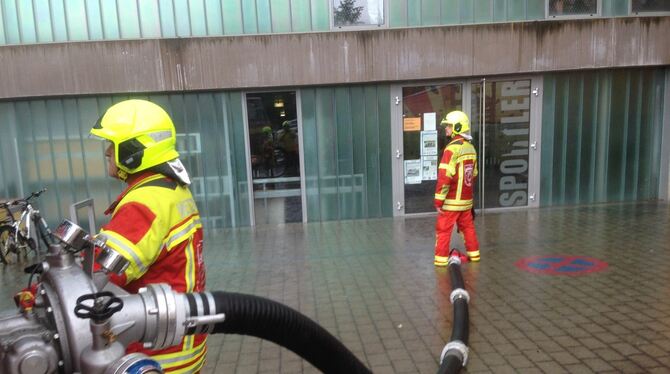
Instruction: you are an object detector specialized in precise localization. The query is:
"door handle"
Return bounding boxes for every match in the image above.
[396,149,402,159]
[396,201,403,210]
[530,142,537,150]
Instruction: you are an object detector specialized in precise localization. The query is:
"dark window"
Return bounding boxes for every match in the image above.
[632,0,670,13]
[548,0,598,17]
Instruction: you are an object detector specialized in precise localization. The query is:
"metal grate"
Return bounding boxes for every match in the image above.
[548,0,598,16]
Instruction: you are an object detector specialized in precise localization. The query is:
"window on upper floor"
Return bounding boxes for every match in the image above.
[332,0,385,28]
[547,0,599,18]
[631,0,670,14]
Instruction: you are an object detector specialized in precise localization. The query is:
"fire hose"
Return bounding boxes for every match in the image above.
[437,253,471,374]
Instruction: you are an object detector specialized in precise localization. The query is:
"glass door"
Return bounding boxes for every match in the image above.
[393,77,541,215]
[470,78,538,209]
[400,83,464,214]
[245,91,303,225]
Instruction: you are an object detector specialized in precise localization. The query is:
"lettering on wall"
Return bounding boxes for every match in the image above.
[498,81,530,207]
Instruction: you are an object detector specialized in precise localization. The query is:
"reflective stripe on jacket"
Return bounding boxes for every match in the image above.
[434,136,478,211]
[100,172,206,372]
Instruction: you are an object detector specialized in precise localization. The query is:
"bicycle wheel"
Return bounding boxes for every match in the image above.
[0,225,18,265]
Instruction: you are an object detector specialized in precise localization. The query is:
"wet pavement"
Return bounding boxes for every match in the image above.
[0,201,669,373]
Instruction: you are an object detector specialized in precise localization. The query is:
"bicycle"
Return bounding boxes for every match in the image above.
[0,188,54,265]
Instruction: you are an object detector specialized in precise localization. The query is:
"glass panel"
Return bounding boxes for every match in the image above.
[158,0,177,37]
[2,0,20,44]
[441,0,460,24]
[506,0,526,20]
[402,84,463,214]
[65,0,89,40]
[421,0,441,25]
[352,86,372,218]
[458,0,475,22]
[292,0,312,32]
[526,0,546,18]
[256,0,273,33]
[474,0,492,22]
[388,0,407,27]
[204,0,224,35]
[311,0,330,30]
[301,89,321,220]
[471,79,532,208]
[188,0,208,36]
[99,0,120,39]
[138,0,162,38]
[548,0,598,16]
[332,0,384,27]
[84,0,104,40]
[242,0,259,33]
[117,0,141,38]
[271,0,292,33]
[173,0,192,36]
[246,92,302,225]
[540,69,665,207]
[16,0,37,43]
[408,0,421,26]
[222,0,243,34]
[632,0,670,13]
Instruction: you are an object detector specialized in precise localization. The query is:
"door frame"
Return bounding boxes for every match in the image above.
[391,75,543,217]
[241,89,307,226]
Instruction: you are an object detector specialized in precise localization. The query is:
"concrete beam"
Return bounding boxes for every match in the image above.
[0,17,668,99]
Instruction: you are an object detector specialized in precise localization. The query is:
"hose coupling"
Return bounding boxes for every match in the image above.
[449,288,470,304]
[440,340,469,366]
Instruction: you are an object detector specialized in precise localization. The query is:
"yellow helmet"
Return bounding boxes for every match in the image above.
[440,110,470,135]
[90,99,179,175]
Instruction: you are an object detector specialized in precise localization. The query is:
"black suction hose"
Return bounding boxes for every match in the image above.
[207,291,371,374]
[437,257,470,374]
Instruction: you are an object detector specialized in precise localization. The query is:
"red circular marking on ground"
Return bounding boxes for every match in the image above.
[515,255,608,276]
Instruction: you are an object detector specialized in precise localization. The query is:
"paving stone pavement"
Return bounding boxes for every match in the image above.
[0,201,668,373]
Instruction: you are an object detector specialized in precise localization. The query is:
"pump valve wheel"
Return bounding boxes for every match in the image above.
[74,291,123,323]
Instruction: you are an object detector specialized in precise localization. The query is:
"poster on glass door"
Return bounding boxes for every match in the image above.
[420,130,438,156]
[421,156,437,180]
[404,160,422,184]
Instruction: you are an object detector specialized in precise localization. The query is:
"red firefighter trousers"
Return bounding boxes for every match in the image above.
[435,209,479,264]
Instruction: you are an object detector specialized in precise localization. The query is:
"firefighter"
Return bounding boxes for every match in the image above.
[91,99,207,373]
[434,110,480,266]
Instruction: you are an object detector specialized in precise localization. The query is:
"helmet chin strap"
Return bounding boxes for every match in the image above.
[116,169,128,181]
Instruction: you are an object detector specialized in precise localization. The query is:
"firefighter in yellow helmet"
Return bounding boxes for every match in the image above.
[433,110,480,266]
[90,99,207,373]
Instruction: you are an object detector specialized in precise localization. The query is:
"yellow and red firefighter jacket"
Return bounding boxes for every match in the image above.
[434,135,478,211]
[99,171,206,373]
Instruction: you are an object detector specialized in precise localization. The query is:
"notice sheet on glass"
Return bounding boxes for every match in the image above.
[422,156,438,181]
[420,130,438,156]
[423,112,436,131]
[404,160,422,184]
